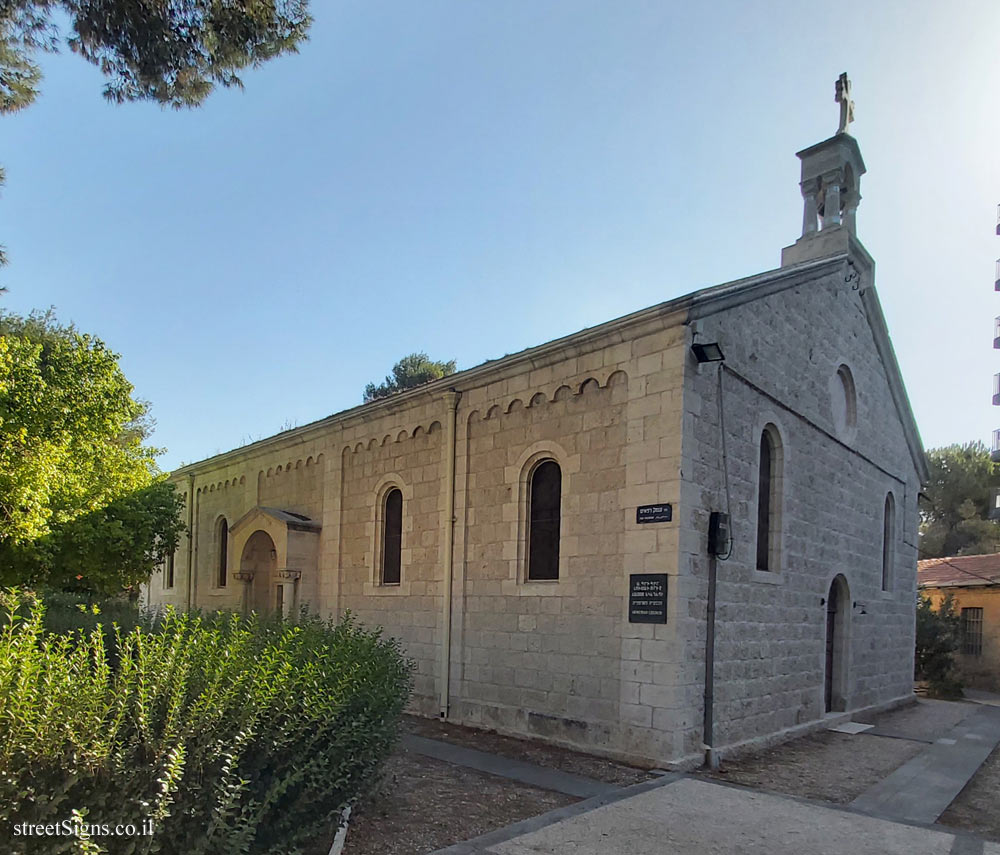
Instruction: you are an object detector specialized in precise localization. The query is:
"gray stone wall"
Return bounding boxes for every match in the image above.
[678,261,920,757]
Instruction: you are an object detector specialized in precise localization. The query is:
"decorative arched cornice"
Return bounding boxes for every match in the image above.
[339,418,445,456]
[467,370,630,424]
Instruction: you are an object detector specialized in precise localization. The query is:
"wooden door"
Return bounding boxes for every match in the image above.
[825,582,839,713]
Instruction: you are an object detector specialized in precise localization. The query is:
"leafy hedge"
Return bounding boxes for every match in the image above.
[0,590,412,854]
[31,589,143,636]
[915,592,964,699]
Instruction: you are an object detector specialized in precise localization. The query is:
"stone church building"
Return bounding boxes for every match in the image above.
[146,105,927,768]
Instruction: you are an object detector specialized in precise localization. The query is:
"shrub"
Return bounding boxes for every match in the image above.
[38,588,144,639]
[915,592,964,699]
[0,588,147,674]
[0,590,412,854]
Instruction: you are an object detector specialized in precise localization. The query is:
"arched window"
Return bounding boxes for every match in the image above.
[381,488,403,585]
[881,492,895,591]
[755,426,782,572]
[217,517,229,588]
[528,460,561,581]
[164,551,175,590]
[832,364,857,439]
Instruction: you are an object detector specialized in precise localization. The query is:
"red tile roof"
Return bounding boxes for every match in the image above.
[917,553,1000,588]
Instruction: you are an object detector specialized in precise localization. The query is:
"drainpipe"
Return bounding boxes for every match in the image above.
[439,389,461,718]
[186,473,196,611]
[703,359,729,770]
[703,551,719,769]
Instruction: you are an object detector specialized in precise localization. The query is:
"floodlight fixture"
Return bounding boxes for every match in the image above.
[691,342,725,364]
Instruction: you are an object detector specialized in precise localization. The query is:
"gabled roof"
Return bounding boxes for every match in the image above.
[231,506,321,534]
[172,246,928,486]
[687,238,929,485]
[917,554,1000,588]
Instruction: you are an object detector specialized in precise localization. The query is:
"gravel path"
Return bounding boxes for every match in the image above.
[699,699,977,805]
[403,715,651,787]
[340,751,576,855]
[939,742,1000,841]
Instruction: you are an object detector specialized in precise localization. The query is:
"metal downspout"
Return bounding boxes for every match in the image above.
[186,473,195,611]
[703,552,718,769]
[440,390,460,717]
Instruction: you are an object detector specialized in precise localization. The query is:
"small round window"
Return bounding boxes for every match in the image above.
[830,364,857,440]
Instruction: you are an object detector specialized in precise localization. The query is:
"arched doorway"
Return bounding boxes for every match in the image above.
[824,574,851,713]
[240,530,277,614]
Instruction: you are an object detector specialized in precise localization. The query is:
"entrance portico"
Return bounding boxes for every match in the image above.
[229,506,321,615]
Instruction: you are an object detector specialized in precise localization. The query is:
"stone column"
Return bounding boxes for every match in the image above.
[801,179,820,236]
[842,189,861,234]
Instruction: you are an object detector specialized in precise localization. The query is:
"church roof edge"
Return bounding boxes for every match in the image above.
[169,255,846,478]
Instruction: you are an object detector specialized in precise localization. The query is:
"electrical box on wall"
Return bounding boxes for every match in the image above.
[708,512,730,556]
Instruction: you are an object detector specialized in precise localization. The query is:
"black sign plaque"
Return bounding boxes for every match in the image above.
[628,573,668,624]
[636,503,672,524]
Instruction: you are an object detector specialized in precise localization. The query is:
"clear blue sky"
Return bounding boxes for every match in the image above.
[4,0,999,471]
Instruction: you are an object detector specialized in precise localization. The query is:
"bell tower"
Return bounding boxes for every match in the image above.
[781,73,868,267]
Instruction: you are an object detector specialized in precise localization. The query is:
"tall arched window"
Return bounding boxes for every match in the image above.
[832,364,857,440]
[164,551,175,589]
[217,517,229,588]
[881,492,895,591]
[755,426,782,572]
[381,488,403,585]
[528,460,561,581]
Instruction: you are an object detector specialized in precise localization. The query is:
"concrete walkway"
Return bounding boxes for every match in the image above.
[964,689,1000,708]
[413,699,1000,855]
[440,777,1000,855]
[851,704,1000,824]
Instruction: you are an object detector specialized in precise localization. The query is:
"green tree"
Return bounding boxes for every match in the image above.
[0,309,183,593]
[915,592,963,698]
[920,441,1000,559]
[0,0,311,113]
[364,352,457,402]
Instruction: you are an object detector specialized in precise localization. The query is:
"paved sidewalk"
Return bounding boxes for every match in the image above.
[964,689,1000,708]
[851,705,1000,824]
[415,699,1000,855]
[436,777,999,855]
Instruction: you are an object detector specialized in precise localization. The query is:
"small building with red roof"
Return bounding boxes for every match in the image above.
[918,554,1000,690]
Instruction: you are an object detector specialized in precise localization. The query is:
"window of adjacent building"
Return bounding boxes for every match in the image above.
[961,608,984,656]
[881,493,895,591]
[756,426,782,572]
[381,488,403,585]
[217,517,229,588]
[527,460,561,581]
[164,551,175,590]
